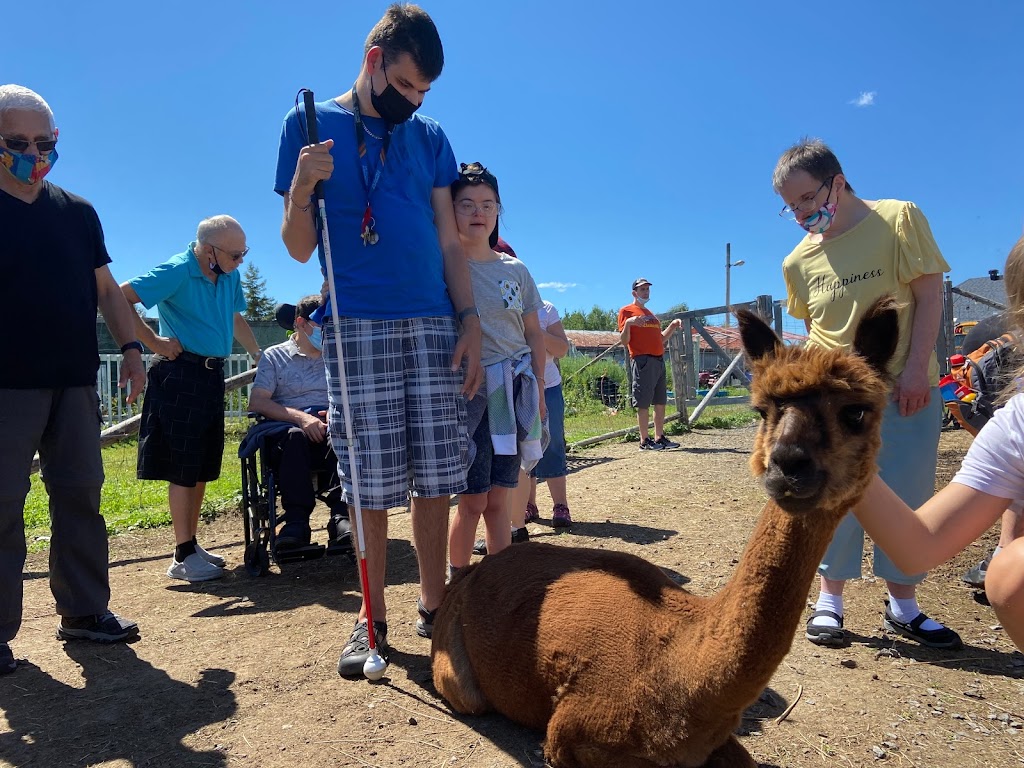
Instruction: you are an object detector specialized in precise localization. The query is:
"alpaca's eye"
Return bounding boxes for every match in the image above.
[840,406,867,429]
[753,407,768,421]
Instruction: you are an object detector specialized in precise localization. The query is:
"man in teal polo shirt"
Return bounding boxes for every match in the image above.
[121,215,262,582]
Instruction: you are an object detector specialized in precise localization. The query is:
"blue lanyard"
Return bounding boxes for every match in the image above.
[351,86,392,205]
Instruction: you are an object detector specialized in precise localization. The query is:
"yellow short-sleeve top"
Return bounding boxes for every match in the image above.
[782,199,950,382]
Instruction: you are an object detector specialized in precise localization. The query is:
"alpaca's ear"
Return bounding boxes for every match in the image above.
[852,295,900,375]
[738,309,782,361]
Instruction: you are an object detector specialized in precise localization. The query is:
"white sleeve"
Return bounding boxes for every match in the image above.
[952,394,1024,507]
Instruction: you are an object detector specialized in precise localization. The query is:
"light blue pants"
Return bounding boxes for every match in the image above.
[818,390,941,585]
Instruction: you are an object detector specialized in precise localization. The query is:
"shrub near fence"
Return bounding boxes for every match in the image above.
[561,354,676,413]
[561,356,628,413]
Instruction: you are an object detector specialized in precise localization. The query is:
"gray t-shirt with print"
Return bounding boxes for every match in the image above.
[252,338,329,409]
[468,253,543,367]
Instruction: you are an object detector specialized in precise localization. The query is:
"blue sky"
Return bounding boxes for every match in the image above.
[7,1,1023,319]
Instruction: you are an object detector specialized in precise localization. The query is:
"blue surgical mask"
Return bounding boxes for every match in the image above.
[307,325,323,350]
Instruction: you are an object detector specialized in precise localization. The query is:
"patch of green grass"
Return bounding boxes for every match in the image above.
[24,421,248,552]
[690,404,761,430]
[564,388,759,444]
[23,392,759,549]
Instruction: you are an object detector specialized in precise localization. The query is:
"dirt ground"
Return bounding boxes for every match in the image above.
[2,425,1022,768]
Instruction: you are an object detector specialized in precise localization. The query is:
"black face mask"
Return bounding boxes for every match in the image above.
[370,58,418,125]
[208,249,226,276]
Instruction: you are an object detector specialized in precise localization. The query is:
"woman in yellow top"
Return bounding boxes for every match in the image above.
[774,138,960,650]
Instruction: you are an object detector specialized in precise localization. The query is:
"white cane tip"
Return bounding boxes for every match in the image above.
[363,653,387,681]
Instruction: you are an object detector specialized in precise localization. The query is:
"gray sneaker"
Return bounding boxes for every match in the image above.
[638,438,663,451]
[961,554,991,588]
[167,552,224,582]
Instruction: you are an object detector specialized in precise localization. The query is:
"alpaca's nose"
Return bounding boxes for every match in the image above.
[764,439,823,502]
[763,408,825,501]
[769,442,815,482]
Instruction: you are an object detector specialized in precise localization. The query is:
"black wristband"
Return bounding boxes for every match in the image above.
[457,305,480,323]
[120,341,145,355]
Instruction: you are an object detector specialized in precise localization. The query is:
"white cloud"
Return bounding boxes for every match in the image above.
[850,91,876,107]
[538,282,577,293]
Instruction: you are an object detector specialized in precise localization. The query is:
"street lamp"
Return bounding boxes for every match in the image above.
[724,242,745,328]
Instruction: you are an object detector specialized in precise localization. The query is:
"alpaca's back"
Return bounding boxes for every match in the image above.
[432,542,704,731]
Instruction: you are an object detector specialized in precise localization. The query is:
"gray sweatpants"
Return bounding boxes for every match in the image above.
[0,387,109,643]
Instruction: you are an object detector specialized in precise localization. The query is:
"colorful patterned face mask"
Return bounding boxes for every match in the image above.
[799,185,838,235]
[0,146,57,185]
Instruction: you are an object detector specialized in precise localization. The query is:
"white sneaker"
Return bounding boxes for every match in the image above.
[195,542,226,568]
[167,553,224,582]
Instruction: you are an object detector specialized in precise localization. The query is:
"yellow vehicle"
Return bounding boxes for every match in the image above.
[953,320,978,354]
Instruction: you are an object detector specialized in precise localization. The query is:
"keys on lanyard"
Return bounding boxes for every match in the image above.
[361,204,379,246]
[352,86,391,247]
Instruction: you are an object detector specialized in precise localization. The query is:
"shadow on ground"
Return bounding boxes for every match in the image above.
[535,518,678,546]
[835,628,1024,678]
[179,537,419,620]
[565,454,618,474]
[0,641,236,767]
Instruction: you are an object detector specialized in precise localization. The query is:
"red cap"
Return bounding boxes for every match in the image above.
[949,354,966,366]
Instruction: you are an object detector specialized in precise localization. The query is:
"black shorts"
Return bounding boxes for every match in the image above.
[137,357,226,487]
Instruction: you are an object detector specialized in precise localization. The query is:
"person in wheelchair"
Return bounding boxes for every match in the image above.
[247,295,350,552]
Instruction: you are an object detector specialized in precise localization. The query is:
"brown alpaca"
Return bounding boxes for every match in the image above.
[431,296,900,768]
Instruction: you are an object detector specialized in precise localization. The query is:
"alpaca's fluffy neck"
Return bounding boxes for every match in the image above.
[694,500,844,710]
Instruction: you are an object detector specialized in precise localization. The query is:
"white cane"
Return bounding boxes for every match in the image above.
[303,90,386,681]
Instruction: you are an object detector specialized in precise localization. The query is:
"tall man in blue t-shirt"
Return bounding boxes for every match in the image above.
[275,4,482,677]
[121,215,262,583]
[0,84,145,675]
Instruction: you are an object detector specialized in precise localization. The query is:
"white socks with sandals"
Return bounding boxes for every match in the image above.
[887,595,943,631]
[812,593,843,628]
[811,591,943,632]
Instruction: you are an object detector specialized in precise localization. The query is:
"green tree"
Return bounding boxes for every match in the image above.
[585,305,617,331]
[562,305,618,331]
[561,308,587,330]
[242,263,276,321]
[663,301,702,328]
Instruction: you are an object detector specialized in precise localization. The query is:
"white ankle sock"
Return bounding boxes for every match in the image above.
[888,594,942,631]
[993,545,1003,559]
[812,593,844,628]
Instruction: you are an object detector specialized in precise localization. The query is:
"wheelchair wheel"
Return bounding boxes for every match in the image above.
[244,538,270,577]
[241,454,273,576]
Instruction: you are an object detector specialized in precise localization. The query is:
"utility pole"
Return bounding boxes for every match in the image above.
[724,243,745,328]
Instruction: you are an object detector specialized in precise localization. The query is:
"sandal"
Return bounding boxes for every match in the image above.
[805,609,846,647]
[416,597,436,639]
[883,602,963,649]
[337,620,389,677]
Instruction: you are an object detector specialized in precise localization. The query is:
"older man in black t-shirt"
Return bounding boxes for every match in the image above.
[0,84,146,675]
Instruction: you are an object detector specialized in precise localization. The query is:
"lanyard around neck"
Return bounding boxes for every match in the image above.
[351,86,392,202]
